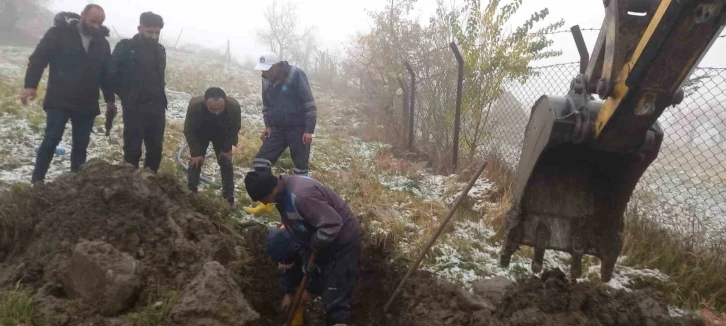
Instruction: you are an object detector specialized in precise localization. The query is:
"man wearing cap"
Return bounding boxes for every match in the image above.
[184,87,241,208]
[108,11,167,172]
[245,52,317,215]
[245,171,358,326]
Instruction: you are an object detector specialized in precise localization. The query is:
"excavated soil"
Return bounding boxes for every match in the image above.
[0,159,706,325]
[0,159,250,324]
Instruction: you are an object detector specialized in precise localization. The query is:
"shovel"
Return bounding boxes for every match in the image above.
[285,253,316,326]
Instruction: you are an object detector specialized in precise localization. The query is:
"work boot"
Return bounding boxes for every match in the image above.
[244,202,274,215]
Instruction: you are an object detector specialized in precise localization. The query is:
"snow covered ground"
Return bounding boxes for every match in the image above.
[0,44,671,295]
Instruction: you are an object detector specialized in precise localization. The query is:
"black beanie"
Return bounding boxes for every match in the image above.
[244,171,278,202]
[140,11,164,28]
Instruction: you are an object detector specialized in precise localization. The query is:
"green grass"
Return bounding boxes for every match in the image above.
[0,283,54,326]
[124,291,179,326]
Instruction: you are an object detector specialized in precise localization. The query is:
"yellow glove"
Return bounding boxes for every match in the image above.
[243,202,275,215]
[291,303,304,326]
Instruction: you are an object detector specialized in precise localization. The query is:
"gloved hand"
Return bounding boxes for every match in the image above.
[244,202,275,215]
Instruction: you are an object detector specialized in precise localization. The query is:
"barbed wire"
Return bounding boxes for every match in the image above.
[529,28,601,35]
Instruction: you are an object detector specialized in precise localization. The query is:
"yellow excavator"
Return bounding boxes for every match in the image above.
[499,0,725,281]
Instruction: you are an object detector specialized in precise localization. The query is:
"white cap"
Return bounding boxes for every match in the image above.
[254,52,280,71]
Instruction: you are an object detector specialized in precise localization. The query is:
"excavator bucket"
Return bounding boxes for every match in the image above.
[499,92,663,281]
[499,0,726,281]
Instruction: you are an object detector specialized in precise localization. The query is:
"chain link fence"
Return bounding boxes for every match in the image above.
[480,62,726,248]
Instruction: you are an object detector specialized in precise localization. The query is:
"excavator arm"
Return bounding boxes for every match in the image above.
[500,0,725,282]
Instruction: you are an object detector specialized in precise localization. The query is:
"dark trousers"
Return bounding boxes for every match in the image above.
[187,136,235,200]
[32,108,96,182]
[253,126,310,175]
[122,107,166,172]
[301,235,360,326]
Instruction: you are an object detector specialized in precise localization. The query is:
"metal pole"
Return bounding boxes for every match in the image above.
[570,25,590,75]
[404,61,415,151]
[174,29,184,49]
[450,42,464,171]
[383,159,488,313]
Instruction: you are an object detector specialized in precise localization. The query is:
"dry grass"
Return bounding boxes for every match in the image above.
[0,184,38,256]
[622,202,726,312]
[479,153,515,232]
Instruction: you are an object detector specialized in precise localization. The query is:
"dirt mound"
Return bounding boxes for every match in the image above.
[0,159,256,325]
[389,268,704,326]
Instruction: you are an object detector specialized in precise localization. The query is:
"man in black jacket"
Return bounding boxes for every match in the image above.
[183,87,241,208]
[108,11,167,172]
[21,5,115,184]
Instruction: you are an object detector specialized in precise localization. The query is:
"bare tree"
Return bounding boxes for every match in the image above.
[257,0,314,61]
[289,31,317,70]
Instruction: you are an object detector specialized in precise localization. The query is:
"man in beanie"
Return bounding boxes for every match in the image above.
[245,51,317,215]
[266,226,321,326]
[245,171,358,326]
[108,11,167,172]
[183,87,241,208]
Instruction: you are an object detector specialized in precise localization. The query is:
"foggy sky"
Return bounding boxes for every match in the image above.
[51,0,725,67]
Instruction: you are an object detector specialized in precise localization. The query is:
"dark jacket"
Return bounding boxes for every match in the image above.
[108,34,167,110]
[275,176,359,256]
[24,12,114,115]
[183,96,242,157]
[262,62,317,134]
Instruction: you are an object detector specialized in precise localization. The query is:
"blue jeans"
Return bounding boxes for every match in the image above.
[32,109,96,182]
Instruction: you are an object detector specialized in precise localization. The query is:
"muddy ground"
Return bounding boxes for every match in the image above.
[0,160,706,325]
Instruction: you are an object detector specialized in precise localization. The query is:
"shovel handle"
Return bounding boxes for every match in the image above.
[285,253,316,326]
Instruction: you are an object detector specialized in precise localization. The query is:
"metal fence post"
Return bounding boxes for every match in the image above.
[404,61,416,151]
[450,42,464,171]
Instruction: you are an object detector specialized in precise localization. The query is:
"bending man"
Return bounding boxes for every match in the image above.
[184,87,241,208]
[245,171,359,326]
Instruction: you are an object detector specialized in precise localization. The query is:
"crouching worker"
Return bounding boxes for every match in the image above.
[266,226,322,326]
[245,171,359,326]
[183,87,241,208]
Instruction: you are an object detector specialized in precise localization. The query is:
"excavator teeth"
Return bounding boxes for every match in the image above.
[570,252,583,279]
[500,253,512,268]
[531,224,549,274]
[571,234,584,279]
[600,260,615,283]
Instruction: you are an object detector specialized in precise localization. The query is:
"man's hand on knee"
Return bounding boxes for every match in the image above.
[189,156,204,168]
[220,151,233,160]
